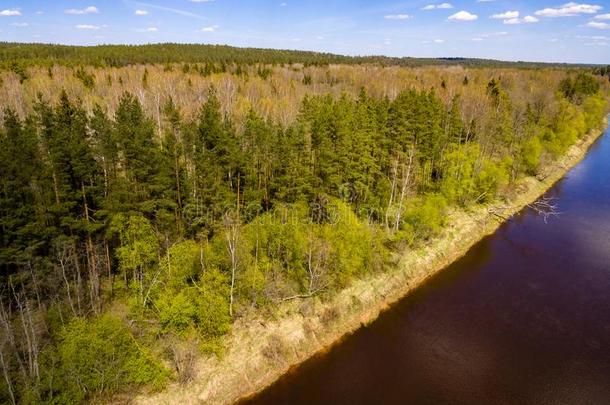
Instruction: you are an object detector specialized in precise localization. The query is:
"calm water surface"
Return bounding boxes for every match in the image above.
[243,126,610,405]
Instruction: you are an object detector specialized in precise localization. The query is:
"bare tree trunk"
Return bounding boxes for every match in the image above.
[105,241,113,300]
[73,252,83,316]
[0,297,27,382]
[10,282,38,381]
[394,147,415,232]
[385,157,399,229]
[224,213,239,318]
[0,351,16,405]
[60,256,77,317]
[82,183,100,314]
[23,299,39,380]
[304,230,328,297]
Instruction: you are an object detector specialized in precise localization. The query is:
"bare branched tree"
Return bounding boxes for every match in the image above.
[527,197,560,223]
[223,211,240,317]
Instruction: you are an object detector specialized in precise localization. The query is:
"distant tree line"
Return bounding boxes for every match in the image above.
[0,42,602,70]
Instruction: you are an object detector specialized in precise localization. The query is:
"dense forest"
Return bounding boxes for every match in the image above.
[0,44,609,404]
[1,42,607,69]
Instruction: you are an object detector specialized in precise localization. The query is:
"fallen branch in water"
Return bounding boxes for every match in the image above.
[527,197,560,223]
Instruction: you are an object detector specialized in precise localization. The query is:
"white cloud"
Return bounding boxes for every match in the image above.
[135,10,149,15]
[135,27,158,32]
[502,15,539,24]
[595,13,610,20]
[448,11,478,21]
[587,21,610,29]
[481,31,508,37]
[422,3,453,10]
[433,39,445,43]
[535,3,602,18]
[316,35,324,40]
[65,6,99,15]
[491,11,519,19]
[384,14,411,20]
[76,24,100,29]
[575,34,609,39]
[280,2,287,6]
[130,2,204,20]
[200,24,219,32]
[472,37,483,41]
[36,11,43,15]
[11,22,28,27]
[0,9,21,16]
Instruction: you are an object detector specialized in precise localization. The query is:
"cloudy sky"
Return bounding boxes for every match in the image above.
[1,1,609,64]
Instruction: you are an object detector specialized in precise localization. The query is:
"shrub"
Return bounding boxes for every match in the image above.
[155,268,231,342]
[261,334,290,365]
[522,135,543,175]
[403,194,447,241]
[51,315,167,403]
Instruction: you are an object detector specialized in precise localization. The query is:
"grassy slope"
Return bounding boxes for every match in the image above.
[134,118,608,405]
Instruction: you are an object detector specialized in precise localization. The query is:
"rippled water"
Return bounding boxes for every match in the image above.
[243,126,610,405]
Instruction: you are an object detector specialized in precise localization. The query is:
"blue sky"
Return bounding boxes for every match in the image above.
[1,1,609,63]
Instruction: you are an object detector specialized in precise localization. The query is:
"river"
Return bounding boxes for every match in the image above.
[242,126,610,405]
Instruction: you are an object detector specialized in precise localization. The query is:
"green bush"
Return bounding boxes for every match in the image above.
[323,200,374,287]
[522,135,543,175]
[403,194,447,241]
[50,315,166,403]
[474,157,509,203]
[155,269,231,343]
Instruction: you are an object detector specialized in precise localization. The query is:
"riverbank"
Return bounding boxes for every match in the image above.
[137,118,608,405]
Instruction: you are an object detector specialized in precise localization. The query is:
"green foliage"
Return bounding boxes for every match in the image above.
[74,67,95,89]
[322,200,375,287]
[111,214,158,276]
[440,143,479,204]
[154,240,231,344]
[156,290,196,332]
[142,68,149,88]
[161,240,200,288]
[0,42,597,69]
[403,194,447,241]
[110,214,159,305]
[49,315,166,403]
[582,94,608,131]
[257,65,272,79]
[9,61,28,82]
[522,135,544,175]
[559,72,600,103]
[440,143,509,205]
[0,59,608,404]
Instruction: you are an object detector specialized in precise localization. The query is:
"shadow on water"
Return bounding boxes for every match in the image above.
[242,128,610,405]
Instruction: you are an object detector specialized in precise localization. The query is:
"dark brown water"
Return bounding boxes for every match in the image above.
[242,126,610,405]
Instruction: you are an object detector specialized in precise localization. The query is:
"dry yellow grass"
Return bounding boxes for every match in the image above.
[134,119,607,405]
